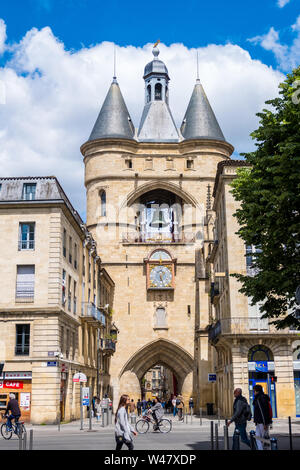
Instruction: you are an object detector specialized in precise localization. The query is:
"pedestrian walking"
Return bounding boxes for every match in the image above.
[189,397,194,414]
[129,399,136,418]
[95,397,101,421]
[253,384,272,450]
[115,394,137,451]
[176,395,184,421]
[227,388,251,449]
[172,396,177,417]
[136,399,142,417]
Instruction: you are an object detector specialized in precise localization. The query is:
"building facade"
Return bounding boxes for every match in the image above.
[0,177,117,424]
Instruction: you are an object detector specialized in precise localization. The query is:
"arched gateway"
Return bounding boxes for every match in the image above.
[118,339,194,403]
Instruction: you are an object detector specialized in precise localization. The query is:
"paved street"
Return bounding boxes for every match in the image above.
[1,416,300,451]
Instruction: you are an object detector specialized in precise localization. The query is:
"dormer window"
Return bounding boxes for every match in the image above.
[155,83,162,101]
[23,183,36,200]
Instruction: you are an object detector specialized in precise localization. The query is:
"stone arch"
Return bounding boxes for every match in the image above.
[119,180,199,210]
[118,339,195,403]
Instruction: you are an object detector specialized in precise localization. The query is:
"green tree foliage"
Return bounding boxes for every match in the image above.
[231,67,300,330]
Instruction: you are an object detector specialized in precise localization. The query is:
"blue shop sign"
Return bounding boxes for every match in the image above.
[255,361,268,372]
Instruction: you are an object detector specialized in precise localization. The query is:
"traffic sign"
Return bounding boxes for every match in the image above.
[73,372,87,383]
[82,387,89,406]
[208,373,217,383]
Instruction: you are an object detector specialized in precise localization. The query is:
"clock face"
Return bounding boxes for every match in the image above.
[149,265,172,289]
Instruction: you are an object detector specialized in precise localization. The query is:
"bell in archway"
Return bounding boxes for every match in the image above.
[149,208,169,228]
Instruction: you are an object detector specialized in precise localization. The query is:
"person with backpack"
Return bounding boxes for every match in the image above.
[176,395,184,422]
[253,384,273,450]
[227,388,251,449]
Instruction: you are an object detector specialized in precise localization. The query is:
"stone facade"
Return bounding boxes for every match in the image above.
[0,177,116,424]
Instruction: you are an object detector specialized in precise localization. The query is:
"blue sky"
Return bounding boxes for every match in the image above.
[0,0,299,217]
[1,0,299,69]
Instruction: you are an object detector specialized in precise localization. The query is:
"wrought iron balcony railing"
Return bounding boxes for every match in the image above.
[208,317,292,342]
[81,302,106,326]
[122,232,195,244]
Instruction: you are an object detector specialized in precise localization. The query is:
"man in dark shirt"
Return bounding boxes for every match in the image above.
[5,393,21,430]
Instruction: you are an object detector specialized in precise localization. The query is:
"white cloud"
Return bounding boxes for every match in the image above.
[0,22,284,217]
[249,17,300,71]
[0,19,7,54]
[277,0,290,7]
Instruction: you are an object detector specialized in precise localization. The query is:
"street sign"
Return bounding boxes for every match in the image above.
[73,372,87,383]
[208,373,217,383]
[47,361,58,367]
[82,387,89,406]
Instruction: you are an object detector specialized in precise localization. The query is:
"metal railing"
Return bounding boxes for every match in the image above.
[16,282,34,300]
[101,338,116,352]
[81,302,106,326]
[122,232,195,244]
[208,316,290,341]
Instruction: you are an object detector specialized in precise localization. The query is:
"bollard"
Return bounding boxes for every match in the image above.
[101,407,105,427]
[232,429,240,450]
[200,408,202,426]
[190,408,192,424]
[224,425,228,450]
[185,408,188,424]
[29,429,33,450]
[215,423,219,450]
[23,430,27,450]
[108,407,112,425]
[58,411,60,432]
[288,416,293,451]
[218,408,220,427]
[270,437,278,450]
[210,421,214,450]
[250,430,257,450]
[19,426,23,451]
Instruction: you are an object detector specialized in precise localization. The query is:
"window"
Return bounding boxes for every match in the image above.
[19,223,35,250]
[186,159,194,169]
[63,229,66,257]
[15,324,30,356]
[60,326,64,353]
[62,270,66,305]
[66,329,70,359]
[16,265,35,301]
[155,307,167,328]
[155,83,162,100]
[22,183,36,201]
[74,243,78,269]
[68,275,72,311]
[100,191,106,217]
[69,236,72,264]
[125,158,132,170]
[73,280,77,314]
[147,84,151,103]
[82,253,85,277]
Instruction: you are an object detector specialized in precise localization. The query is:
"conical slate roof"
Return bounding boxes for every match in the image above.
[180,80,225,142]
[89,79,135,142]
[138,101,179,142]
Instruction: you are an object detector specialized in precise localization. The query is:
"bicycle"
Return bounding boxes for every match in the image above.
[135,412,172,434]
[1,414,26,440]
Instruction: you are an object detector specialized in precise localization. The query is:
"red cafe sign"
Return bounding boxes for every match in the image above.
[0,381,24,390]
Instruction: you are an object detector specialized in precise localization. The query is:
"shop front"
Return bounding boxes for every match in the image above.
[248,345,277,418]
[0,372,32,423]
[294,360,300,417]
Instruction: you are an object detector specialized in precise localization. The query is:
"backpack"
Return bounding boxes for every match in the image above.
[176,399,181,406]
[243,402,252,421]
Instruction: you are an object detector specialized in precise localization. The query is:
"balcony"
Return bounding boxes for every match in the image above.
[122,232,195,244]
[81,302,106,327]
[210,282,220,304]
[208,317,293,343]
[101,338,116,355]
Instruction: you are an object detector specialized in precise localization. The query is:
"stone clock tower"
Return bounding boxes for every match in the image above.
[81,46,234,410]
